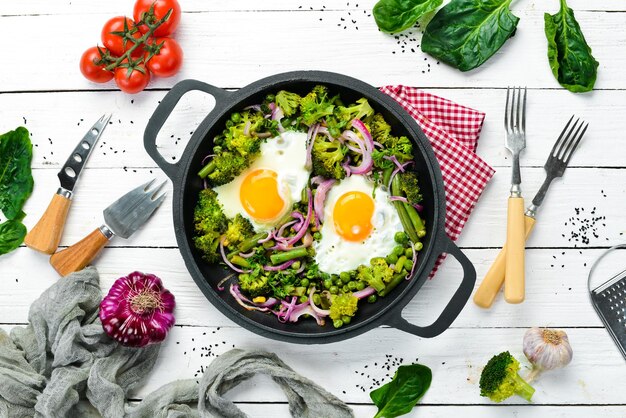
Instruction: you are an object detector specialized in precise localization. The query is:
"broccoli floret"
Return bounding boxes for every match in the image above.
[479,352,535,403]
[275,90,302,117]
[238,271,271,298]
[370,113,392,143]
[311,134,348,180]
[336,98,375,123]
[329,293,358,320]
[300,85,336,125]
[224,214,254,247]
[356,258,395,293]
[205,151,248,186]
[397,172,423,205]
[193,189,228,262]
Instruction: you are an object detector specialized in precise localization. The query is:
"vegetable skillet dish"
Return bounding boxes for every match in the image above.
[193,85,426,328]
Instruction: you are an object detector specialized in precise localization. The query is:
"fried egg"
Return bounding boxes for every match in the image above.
[214,131,309,231]
[313,175,403,274]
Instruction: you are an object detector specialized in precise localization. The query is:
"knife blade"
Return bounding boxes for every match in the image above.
[49,179,166,276]
[25,114,112,254]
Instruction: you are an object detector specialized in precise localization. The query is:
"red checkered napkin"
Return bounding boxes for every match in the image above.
[380,85,495,275]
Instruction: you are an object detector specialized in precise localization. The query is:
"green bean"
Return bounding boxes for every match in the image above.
[238,232,267,252]
[367,294,377,303]
[382,166,394,187]
[262,240,275,249]
[198,160,216,179]
[229,255,250,268]
[379,273,407,297]
[405,204,425,236]
[394,256,407,273]
[270,247,308,265]
[391,176,419,242]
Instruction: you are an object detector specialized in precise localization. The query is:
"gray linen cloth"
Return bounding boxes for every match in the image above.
[0,267,353,418]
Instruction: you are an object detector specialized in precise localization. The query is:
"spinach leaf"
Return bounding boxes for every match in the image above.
[370,363,432,418]
[421,0,519,72]
[373,0,443,34]
[0,127,33,221]
[545,0,598,92]
[0,220,27,255]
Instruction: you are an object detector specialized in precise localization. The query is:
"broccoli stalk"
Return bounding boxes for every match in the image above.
[479,352,535,403]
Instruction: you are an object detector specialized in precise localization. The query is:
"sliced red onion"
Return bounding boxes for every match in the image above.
[351,118,374,150]
[305,124,320,170]
[383,155,405,172]
[230,284,270,312]
[269,102,276,111]
[342,130,366,154]
[342,159,352,177]
[348,150,373,175]
[295,261,306,274]
[408,242,417,280]
[353,286,376,300]
[263,260,295,271]
[272,106,285,133]
[314,179,335,224]
[302,232,314,248]
[291,211,305,232]
[289,301,325,326]
[203,178,209,190]
[254,132,272,138]
[239,250,256,258]
[258,230,274,244]
[201,154,216,166]
[388,195,424,212]
[243,120,252,137]
[310,175,325,185]
[275,297,297,323]
[216,274,233,291]
[244,104,262,112]
[309,287,330,317]
[373,141,383,148]
[220,239,251,274]
[276,220,297,238]
[276,188,312,250]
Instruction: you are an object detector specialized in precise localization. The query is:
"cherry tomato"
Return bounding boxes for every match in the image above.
[102,16,143,57]
[144,37,183,77]
[134,0,181,37]
[114,62,151,94]
[80,46,114,83]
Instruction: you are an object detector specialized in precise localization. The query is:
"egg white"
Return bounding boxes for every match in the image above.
[214,131,309,232]
[313,175,403,274]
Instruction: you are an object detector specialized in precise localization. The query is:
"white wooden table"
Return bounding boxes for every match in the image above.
[1,1,625,416]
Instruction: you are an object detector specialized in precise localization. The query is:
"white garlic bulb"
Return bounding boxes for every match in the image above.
[523,327,573,378]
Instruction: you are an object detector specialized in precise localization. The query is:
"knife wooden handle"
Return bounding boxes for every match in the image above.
[24,193,72,254]
[50,227,110,276]
[504,196,526,304]
[474,216,536,308]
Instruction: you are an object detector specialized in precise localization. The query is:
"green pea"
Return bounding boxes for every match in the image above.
[340,272,351,284]
[367,294,377,303]
[394,231,408,244]
[393,245,405,256]
[225,120,234,128]
[341,315,352,325]
[329,286,339,294]
[334,277,343,286]
[405,248,413,259]
[386,254,398,264]
[292,261,301,270]
[333,319,344,328]
[212,145,222,154]
[348,281,357,291]
[414,241,423,251]
[356,281,365,291]
[262,240,275,249]
[266,94,276,102]
[299,295,308,303]
[323,279,333,289]
[300,278,309,288]
[321,273,331,281]
[404,259,414,271]
[231,113,242,123]
[342,285,350,293]
[313,293,321,305]
[313,232,322,240]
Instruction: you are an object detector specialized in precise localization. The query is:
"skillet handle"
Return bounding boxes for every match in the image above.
[385,237,476,338]
[144,79,230,180]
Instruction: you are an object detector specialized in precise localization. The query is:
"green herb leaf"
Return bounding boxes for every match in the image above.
[373,0,443,33]
[370,363,432,418]
[421,0,519,72]
[0,220,26,256]
[544,0,598,92]
[0,127,33,220]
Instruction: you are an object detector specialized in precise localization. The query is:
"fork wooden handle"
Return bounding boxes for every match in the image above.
[24,193,72,254]
[504,197,526,303]
[50,226,111,276]
[474,216,536,308]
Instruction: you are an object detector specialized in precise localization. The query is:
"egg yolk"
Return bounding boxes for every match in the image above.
[333,191,375,242]
[240,169,285,221]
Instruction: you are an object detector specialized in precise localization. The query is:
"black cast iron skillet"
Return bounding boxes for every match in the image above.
[144,71,476,344]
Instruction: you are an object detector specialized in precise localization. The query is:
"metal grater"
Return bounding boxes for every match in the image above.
[588,244,626,361]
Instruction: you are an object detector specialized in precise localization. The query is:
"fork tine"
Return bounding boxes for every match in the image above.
[563,122,588,164]
[556,118,580,159]
[149,181,168,199]
[141,178,157,191]
[551,115,575,157]
[521,87,527,134]
[515,87,522,133]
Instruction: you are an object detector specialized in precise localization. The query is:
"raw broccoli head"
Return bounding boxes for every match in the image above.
[193,189,228,263]
[479,351,535,403]
[238,271,271,298]
[397,172,423,205]
[300,85,336,126]
[329,293,358,320]
[311,134,348,180]
[224,214,255,247]
[275,90,302,117]
[356,258,395,293]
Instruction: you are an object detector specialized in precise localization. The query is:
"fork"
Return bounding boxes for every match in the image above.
[504,87,527,303]
[474,115,589,308]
